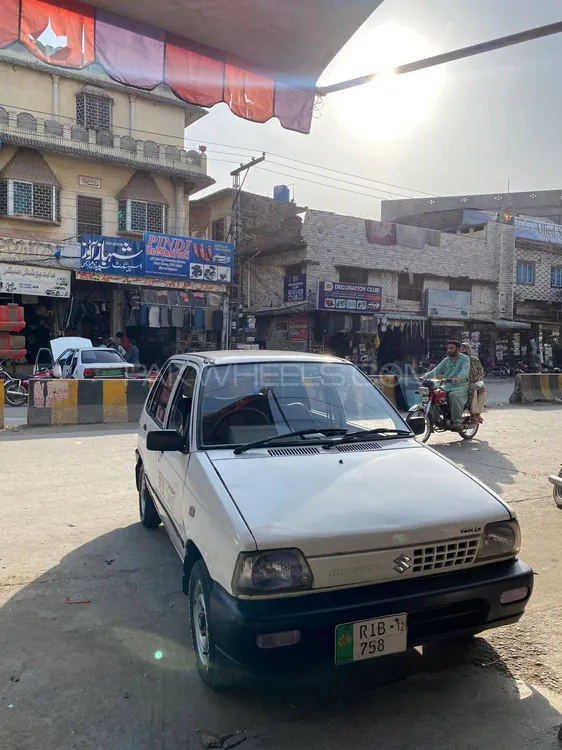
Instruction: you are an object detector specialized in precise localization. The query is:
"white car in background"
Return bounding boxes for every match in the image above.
[35,337,134,379]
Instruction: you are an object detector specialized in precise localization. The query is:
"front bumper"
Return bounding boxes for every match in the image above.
[209,559,533,670]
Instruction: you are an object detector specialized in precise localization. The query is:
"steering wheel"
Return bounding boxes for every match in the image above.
[211,407,270,440]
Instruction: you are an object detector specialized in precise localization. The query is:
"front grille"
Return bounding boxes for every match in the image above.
[336,442,382,453]
[268,446,320,456]
[412,537,479,573]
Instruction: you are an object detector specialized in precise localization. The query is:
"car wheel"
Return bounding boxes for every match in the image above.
[138,465,160,528]
[189,560,238,689]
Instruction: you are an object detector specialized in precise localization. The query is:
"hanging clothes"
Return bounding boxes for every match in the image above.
[193,309,205,330]
[171,306,184,328]
[160,306,171,327]
[140,305,150,327]
[148,306,160,328]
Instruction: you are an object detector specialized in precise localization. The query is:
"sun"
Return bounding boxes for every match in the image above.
[320,23,446,142]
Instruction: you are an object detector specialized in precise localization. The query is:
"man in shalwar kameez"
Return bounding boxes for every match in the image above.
[424,341,470,429]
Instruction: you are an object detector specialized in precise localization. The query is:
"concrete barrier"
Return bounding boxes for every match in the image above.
[509,373,562,404]
[28,379,152,426]
[370,375,398,407]
[0,382,4,430]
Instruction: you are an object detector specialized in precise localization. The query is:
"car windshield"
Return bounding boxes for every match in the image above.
[81,350,125,364]
[199,361,406,448]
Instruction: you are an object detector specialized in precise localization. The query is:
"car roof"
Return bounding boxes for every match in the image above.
[173,350,347,366]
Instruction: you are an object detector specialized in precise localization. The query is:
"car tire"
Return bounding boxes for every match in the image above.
[189,560,238,690]
[138,465,161,528]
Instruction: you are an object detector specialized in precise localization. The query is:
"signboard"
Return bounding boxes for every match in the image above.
[0,263,71,298]
[425,289,470,319]
[75,272,225,292]
[288,314,308,342]
[80,235,144,276]
[317,281,382,312]
[144,232,233,284]
[514,216,562,247]
[78,175,101,188]
[284,273,307,302]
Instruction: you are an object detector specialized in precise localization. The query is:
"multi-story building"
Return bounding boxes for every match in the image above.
[192,189,522,369]
[0,44,221,367]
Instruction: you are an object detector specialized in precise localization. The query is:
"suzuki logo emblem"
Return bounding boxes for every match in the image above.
[393,554,411,574]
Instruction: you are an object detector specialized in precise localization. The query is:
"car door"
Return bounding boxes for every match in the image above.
[55,349,74,378]
[157,363,199,545]
[139,360,183,499]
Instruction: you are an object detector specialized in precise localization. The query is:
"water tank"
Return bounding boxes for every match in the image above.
[274,184,290,202]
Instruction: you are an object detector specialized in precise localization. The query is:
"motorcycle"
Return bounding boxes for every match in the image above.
[407,379,479,444]
[548,468,562,509]
[0,360,29,406]
[484,362,510,379]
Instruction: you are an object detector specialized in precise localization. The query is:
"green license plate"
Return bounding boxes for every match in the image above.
[99,369,122,376]
[335,613,407,665]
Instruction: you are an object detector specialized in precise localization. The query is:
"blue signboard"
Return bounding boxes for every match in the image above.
[514,216,562,247]
[317,281,382,312]
[144,232,233,284]
[284,273,307,302]
[80,235,145,276]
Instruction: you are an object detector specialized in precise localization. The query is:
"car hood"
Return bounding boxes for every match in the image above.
[209,441,511,558]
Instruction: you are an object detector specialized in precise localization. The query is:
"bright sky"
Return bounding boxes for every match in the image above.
[185,0,562,218]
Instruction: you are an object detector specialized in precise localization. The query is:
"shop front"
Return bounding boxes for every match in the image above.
[0,262,72,369]
[74,232,232,368]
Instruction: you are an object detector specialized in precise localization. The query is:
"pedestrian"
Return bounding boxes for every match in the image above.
[125,338,140,368]
[423,340,470,430]
[108,336,126,357]
[116,330,130,352]
[461,343,488,424]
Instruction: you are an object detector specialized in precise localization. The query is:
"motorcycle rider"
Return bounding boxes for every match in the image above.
[423,340,470,430]
[460,342,487,424]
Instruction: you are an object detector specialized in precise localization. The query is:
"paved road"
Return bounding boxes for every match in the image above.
[1,408,561,749]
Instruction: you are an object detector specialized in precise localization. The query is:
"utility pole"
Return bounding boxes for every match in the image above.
[226,154,265,349]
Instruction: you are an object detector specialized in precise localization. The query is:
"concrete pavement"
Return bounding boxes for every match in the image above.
[1,408,562,749]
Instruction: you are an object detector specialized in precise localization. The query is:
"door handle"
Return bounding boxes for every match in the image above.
[142,423,147,432]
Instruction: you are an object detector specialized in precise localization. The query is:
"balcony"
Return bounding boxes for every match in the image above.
[0,107,213,188]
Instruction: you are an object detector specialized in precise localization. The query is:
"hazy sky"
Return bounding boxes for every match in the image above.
[185,0,562,218]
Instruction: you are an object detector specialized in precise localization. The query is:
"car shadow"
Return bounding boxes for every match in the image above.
[1,525,561,750]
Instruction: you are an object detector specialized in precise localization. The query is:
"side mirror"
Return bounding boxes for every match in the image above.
[52,363,62,379]
[407,415,427,437]
[146,429,186,452]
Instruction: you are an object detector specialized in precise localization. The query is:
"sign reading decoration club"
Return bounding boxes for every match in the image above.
[317,281,382,312]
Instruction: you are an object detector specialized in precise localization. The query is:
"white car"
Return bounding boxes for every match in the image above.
[35,337,134,379]
[135,351,533,688]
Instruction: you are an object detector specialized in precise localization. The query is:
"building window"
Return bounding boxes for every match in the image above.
[449,277,472,294]
[552,266,562,288]
[212,218,226,241]
[339,267,369,284]
[76,94,112,132]
[0,180,60,223]
[517,261,535,285]
[118,199,168,234]
[398,272,424,301]
[77,195,103,237]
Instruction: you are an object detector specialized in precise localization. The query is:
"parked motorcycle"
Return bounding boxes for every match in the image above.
[0,360,28,406]
[484,362,510,379]
[407,379,479,444]
[548,468,562,509]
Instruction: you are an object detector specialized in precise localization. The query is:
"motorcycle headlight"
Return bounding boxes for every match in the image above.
[419,386,430,396]
[232,549,313,595]
[476,521,521,561]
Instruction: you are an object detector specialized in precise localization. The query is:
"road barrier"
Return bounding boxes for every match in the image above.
[0,383,4,430]
[28,379,151,426]
[509,373,562,404]
[370,375,398,407]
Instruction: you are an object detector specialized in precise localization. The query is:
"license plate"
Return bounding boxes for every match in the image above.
[99,369,122,376]
[335,614,407,665]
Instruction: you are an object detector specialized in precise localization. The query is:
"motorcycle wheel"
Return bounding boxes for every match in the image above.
[5,381,27,406]
[554,470,562,509]
[459,421,479,440]
[417,413,433,444]
[499,367,509,379]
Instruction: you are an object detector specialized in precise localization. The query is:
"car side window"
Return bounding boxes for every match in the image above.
[146,362,182,428]
[167,366,197,438]
[57,349,73,367]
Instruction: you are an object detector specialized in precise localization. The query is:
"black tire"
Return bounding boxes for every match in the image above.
[554,471,562,510]
[5,381,27,406]
[189,560,238,689]
[409,410,432,443]
[499,367,509,379]
[460,421,479,440]
[138,465,161,528]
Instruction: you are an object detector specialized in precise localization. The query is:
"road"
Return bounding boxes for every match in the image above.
[1,407,561,749]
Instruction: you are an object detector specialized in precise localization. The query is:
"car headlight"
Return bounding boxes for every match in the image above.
[232,549,313,595]
[476,521,521,561]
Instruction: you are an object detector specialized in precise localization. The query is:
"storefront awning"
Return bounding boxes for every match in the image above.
[385,313,428,321]
[493,320,532,330]
[0,0,384,134]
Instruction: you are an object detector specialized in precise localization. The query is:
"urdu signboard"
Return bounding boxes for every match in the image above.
[425,290,470,320]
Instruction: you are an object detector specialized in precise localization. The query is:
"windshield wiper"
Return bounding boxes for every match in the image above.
[233,428,348,455]
[331,427,412,445]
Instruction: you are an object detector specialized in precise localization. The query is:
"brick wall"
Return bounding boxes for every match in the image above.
[515,239,562,304]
